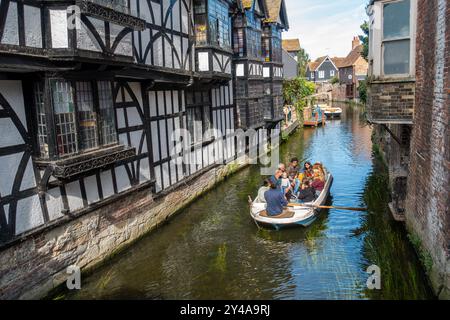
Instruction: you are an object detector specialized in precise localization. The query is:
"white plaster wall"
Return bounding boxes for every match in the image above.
[1,1,19,45]
[115,165,131,193]
[198,52,209,71]
[50,9,68,48]
[100,170,114,198]
[0,152,22,197]
[77,18,102,52]
[45,188,64,221]
[0,118,24,148]
[65,181,84,212]
[84,175,100,205]
[111,23,132,56]
[24,5,42,48]
[15,195,44,235]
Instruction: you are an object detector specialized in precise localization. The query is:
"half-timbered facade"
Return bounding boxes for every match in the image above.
[0,0,287,251]
[262,0,288,125]
[0,0,198,245]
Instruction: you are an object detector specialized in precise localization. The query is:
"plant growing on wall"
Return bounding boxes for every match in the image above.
[358,79,367,104]
[330,76,339,85]
[283,77,315,112]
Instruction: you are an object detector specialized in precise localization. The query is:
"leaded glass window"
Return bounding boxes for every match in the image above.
[34,82,49,158]
[98,81,118,146]
[35,79,118,159]
[52,80,78,156]
[76,81,99,151]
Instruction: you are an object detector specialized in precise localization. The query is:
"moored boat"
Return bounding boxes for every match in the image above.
[323,107,343,119]
[249,168,333,230]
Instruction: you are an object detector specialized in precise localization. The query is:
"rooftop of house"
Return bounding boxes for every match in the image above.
[282,39,301,52]
[265,0,283,22]
[307,56,345,71]
[340,44,365,67]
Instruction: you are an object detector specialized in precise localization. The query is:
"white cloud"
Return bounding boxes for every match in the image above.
[283,0,368,59]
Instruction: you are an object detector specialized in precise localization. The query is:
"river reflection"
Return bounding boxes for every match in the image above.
[57,103,433,300]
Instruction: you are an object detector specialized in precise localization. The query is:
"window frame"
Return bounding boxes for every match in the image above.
[318,70,325,79]
[330,70,335,77]
[379,0,416,78]
[34,78,119,160]
[185,90,213,146]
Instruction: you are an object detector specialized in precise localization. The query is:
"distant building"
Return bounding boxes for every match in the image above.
[306,56,341,83]
[338,37,368,100]
[282,49,298,79]
[281,38,300,79]
[282,39,301,61]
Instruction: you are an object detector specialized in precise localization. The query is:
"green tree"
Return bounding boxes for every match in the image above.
[283,77,315,111]
[296,47,310,77]
[359,21,369,61]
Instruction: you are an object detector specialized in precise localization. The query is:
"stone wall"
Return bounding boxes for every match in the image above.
[366,79,415,123]
[0,158,249,299]
[405,0,449,299]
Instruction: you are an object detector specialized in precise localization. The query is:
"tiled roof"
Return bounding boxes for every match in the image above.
[265,0,283,23]
[307,57,326,71]
[340,44,365,67]
[331,57,346,68]
[282,39,301,52]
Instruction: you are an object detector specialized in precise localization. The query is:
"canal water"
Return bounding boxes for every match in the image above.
[59,104,434,300]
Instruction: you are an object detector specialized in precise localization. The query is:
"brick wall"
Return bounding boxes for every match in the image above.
[367,80,415,123]
[0,159,249,299]
[405,0,449,299]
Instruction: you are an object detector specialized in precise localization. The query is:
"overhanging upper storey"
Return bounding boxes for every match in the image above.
[366,0,417,124]
[0,0,146,64]
[194,0,236,81]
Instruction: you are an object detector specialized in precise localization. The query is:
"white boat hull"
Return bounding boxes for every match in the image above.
[250,173,333,230]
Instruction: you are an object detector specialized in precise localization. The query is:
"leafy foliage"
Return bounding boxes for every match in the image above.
[330,76,339,85]
[296,47,310,77]
[358,79,367,104]
[283,77,315,111]
[359,21,369,61]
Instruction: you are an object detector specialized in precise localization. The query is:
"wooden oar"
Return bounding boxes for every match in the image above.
[287,203,367,212]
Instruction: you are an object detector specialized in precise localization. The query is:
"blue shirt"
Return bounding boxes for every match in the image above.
[264,188,288,216]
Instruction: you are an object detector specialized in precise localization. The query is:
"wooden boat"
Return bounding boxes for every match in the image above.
[323,107,342,119]
[249,169,333,230]
[303,106,326,127]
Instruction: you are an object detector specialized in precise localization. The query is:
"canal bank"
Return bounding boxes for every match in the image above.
[55,104,434,300]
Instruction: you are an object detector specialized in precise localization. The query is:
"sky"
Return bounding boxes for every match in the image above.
[283,0,368,60]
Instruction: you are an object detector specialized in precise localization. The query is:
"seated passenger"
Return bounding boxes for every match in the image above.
[280,172,291,195]
[257,180,270,203]
[311,169,325,196]
[287,157,300,181]
[271,169,283,189]
[264,177,288,217]
[296,180,316,203]
[301,161,314,179]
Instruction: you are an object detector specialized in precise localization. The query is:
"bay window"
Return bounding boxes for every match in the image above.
[34,79,118,159]
[245,11,262,58]
[194,0,231,49]
[382,0,411,75]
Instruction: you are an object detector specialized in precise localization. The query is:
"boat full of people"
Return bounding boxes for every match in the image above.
[249,159,333,230]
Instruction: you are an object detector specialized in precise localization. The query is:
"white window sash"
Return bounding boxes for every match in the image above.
[379,0,416,78]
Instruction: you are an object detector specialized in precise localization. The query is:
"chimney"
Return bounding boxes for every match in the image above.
[352,36,360,50]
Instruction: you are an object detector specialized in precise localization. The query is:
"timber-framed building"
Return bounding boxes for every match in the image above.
[0,0,289,298]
